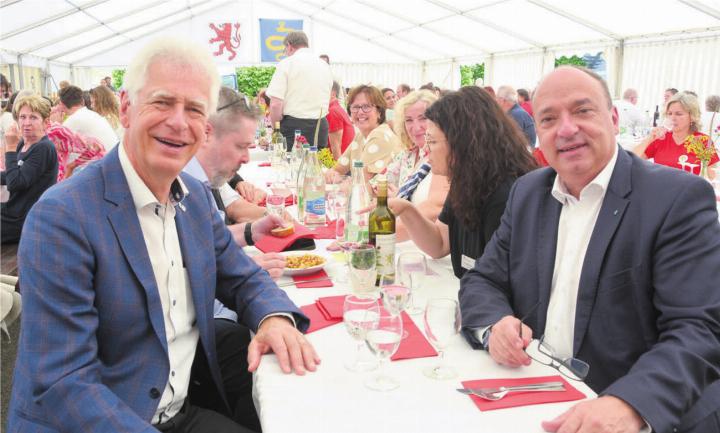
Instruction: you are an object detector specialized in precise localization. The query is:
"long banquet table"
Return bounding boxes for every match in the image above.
[241,150,597,433]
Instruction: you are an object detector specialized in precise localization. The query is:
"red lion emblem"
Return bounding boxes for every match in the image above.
[209,23,241,61]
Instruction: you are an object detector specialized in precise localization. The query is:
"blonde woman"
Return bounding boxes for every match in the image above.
[90,85,123,138]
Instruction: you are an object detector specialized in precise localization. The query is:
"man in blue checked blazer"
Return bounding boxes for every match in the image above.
[7,38,318,433]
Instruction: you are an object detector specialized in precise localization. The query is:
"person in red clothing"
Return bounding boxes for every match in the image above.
[518,88,533,117]
[326,80,355,159]
[634,92,718,177]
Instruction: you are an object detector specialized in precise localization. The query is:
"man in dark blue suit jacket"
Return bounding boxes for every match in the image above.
[8,38,318,433]
[460,67,720,433]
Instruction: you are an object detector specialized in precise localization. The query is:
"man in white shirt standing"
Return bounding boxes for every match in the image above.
[58,84,119,150]
[459,67,720,433]
[8,37,319,433]
[615,88,645,133]
[266,31,332,150]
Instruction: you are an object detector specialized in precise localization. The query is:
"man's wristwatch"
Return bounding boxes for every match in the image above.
[481,328,492,351]
[244,222,255,246]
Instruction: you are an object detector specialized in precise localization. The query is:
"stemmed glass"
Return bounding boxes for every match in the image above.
[349,244,377,299]
[397,252,427,315]
[364,310,403,391]
[423,298,461,380]
[379,274,410,339]
[343,295,380,372]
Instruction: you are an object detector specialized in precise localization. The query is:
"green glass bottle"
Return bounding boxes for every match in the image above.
[369,176,396,284]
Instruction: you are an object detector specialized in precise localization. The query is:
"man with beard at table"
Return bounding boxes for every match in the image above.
[460,66,720,433]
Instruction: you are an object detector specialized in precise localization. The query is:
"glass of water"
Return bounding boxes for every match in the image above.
[364,310,403,391]
[343,295,380,372]
[397,252,427,315]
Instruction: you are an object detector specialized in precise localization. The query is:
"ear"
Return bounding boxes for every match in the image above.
[119,90,131,129]
[203,122,213,148]
[610,105,620,135]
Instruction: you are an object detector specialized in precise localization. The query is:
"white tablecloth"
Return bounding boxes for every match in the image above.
[241,158,597,433]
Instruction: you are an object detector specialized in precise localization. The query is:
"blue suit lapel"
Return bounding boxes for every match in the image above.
[536,179,562,334]
[573,148,632,356]
[102,148,168,354]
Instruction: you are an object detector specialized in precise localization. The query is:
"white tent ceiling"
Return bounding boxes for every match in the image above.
[2,0,720,66]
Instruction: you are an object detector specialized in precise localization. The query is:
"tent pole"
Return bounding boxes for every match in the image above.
[614,40,625,100]
[17,55,24,90]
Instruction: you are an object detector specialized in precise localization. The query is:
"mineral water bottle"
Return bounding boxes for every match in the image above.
[296,143,310,221]
[302,146,326,227]
[345,160,370,243]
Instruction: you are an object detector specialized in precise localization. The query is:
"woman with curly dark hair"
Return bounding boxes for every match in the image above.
[389,85,537,278]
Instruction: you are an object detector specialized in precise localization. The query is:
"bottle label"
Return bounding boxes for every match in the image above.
[305,197,326,216]
[374,233,396,276]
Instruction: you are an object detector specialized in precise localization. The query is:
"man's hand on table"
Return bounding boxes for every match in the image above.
[542,396,644,433]
[235,180,266,204]
[252,253,285,280]
[248,316,320,375]
[487,315,533,367]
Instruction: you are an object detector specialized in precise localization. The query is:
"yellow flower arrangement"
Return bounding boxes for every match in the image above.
[318,148,336,169]
[683,134,716,163]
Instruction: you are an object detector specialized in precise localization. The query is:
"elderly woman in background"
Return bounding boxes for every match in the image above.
[389,86,537,278]
[634,92,717,176]
[327,85,401,181]
[1,95,58,244]
[385,90,450,241]
[90,85,123,139]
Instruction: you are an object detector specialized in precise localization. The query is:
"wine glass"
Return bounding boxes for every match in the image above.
[343,295,380,372]
[397,252,427,315]
[422,298,461,380]
[364,310,403,391]
[349,244,377,299]
[379,274,410,339]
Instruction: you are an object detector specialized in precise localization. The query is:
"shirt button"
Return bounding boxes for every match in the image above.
[149,387,161,399]
[172,300,176,306]
[171,370,175,377]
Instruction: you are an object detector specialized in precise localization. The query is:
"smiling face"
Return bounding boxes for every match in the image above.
[534,68,618,196]
[349,92,379,137]
[665,102,691,134]
[120,61,211,195]
[425,120,449,176]
[403,100,429,151]
[203,116,255,187]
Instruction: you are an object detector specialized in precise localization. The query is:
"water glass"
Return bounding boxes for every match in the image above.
[364,310,403,391]
[343,295,380,372]
[422,298,460,380]
[397,252,427,315]
[379,274,410,339]
[349,244,377,298]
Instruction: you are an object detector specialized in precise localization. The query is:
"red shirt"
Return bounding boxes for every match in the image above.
[520,101,533,117]
[326,98,355,154]
[645,131,718,175]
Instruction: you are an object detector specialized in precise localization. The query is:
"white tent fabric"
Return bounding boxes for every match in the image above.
[1,0,719,99]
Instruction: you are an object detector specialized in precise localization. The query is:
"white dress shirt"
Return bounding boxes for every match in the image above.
[118,145,198,424]
[265,47,333,119]
[544,145,619,359]
[64,106,119,150]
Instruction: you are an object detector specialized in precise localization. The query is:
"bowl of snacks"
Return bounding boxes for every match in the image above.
[282,252,327,276]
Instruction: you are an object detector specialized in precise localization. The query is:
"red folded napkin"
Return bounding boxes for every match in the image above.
[460,375,585,411]
[292,269,333,288]
[391,312,438,361]
[316,295,345,320]
[308,220,337,239]
[255,223,316,253]
[258,195,295,207]
[300,303,342,334]
[258,162,271,167]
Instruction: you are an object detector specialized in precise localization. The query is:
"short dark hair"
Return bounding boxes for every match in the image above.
[381,88,394,95]
[666,88,679,95]
[58,85,85,108]
[517,88,530,101]
[319,54,329,63]
[346,85,387,125]
[398,83,411,93]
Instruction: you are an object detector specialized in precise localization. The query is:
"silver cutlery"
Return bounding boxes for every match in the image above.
[277,277,332,288]
[456,381,565,401]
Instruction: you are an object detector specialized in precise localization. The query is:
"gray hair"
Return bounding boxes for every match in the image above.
[496,85,518,104]
[123,37,220,113]
[284,31,309,48]
[706,95,720,113]
[208,87,260,137]
[622,88,638,101]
